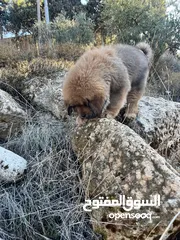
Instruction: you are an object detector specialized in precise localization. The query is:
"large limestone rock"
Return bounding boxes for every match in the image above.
[0,146,27,182]
[120,96,180,168]
[22,72,67,119]
[73,119,180,240]
[0,89,27,141]
[21,72,180,165]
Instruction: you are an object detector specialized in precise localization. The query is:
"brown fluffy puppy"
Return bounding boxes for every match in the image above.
[63,42,152,125]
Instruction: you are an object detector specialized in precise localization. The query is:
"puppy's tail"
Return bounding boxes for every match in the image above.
[136,42,153,64]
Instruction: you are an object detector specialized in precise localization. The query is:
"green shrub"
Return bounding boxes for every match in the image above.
[33,12,94,45]
[52,12,94,44]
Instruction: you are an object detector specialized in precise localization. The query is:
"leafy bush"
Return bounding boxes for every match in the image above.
[53,12,94,44]
[71,12,95,44]
[33,12,94,45]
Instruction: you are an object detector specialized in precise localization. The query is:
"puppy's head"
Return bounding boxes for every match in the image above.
[63,75,108,125]
[62,49,111,125]
[64,95,106,122]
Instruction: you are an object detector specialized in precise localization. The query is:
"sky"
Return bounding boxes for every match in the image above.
[80,0,88,5]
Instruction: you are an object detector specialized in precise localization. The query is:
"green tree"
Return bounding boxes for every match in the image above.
[6,0,37,38]
[102,0,180,61]
[85,0,105,44]
[48,0,83,20]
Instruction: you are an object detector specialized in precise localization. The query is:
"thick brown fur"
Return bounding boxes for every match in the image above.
[63,42,153,125]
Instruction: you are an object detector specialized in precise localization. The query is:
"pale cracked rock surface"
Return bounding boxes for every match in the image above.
[0,89,27,141]
[123,96,180,170]
[73,118,180,240]
[0,146,27,182]
[22,72,66,119]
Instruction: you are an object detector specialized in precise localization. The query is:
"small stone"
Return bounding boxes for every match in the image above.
[0,147,27,182]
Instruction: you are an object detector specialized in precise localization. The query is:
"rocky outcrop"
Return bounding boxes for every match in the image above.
[73,118,180,240]
[119,96,180,169]
[20,72,180,166]
[0,89,27,141]
[22,72,67,119]
[0,146,27,182]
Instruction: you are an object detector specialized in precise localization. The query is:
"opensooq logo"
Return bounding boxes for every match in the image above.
[83,194,161,212]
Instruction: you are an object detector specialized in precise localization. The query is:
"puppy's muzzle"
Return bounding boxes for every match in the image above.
[67,98,109,119]
[67,106,73,115]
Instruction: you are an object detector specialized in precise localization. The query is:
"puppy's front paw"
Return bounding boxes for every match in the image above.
[106,113,114,119]
[124,112,137,120]
[76,116,87,126]
[124,106,138,121]
[102,111,114,119]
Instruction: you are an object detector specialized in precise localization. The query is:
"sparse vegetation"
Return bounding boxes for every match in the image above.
[0,113,99,240]
[146,52,180,101]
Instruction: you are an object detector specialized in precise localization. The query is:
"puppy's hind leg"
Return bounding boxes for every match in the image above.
[125,89,144,119]
[105,88,129,118]
[125,70,149,119]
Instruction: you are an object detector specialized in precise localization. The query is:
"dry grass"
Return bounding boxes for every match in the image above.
[146,71,180,102]
[0,58,73,96]
[0,113,99,240]
[53,44,86,61]
[0,42,85,67]
[0,42,37,67]
[28,58,73,77]
[0,42,82,92]
[147,53,180,102]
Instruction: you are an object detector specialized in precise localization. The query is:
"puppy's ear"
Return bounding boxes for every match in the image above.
[88,96,105,117]
[67,106,73,115]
